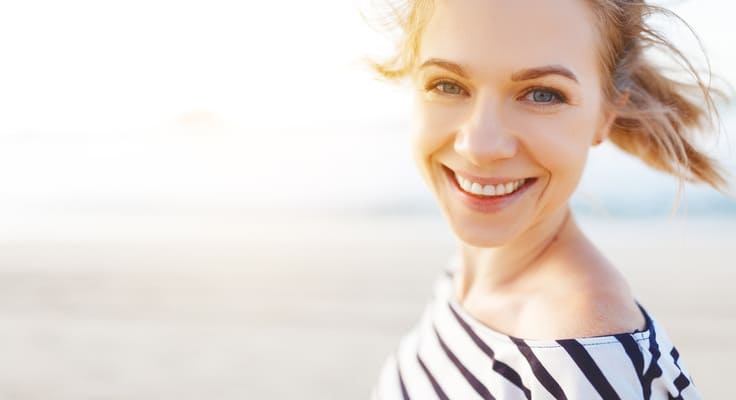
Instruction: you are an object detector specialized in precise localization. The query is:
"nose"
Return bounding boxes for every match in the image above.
[454,95,518,166]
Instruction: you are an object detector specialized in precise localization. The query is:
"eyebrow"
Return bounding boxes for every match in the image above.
[419,58,579,84]
[511,65,578,83]
[419,58,470,78]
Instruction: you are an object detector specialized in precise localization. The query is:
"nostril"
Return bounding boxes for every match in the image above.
[454,126,518,165]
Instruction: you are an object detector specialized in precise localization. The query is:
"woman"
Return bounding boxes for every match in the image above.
[369,0,728,399]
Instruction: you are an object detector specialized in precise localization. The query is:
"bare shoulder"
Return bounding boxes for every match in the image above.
[522,285,646,340]
[518,243,647,340]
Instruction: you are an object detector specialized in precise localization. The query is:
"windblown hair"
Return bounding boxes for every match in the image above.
[370,0,730,193]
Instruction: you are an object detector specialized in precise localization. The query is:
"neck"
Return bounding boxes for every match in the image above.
[454,206,575,302]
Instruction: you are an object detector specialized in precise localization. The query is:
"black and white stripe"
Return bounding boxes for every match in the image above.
[372,269,704,400]
[557,339,620,399]
[446,303,532,399]
[668,347,693,399]
[433,324,496,399]
[417,354,451,400]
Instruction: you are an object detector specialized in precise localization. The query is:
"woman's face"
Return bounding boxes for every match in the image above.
[411,0,611,247]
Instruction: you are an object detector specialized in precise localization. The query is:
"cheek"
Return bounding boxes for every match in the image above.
[522,115,591,158]
[412,100,463,148]
[513,108,598,196]
[410,99,465,168]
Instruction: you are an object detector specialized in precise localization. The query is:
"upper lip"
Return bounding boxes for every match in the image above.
[443,164,531,185]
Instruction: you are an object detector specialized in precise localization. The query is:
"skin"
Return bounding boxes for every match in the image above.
[411,0,645,339]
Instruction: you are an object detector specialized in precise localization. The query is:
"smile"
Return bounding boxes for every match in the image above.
[442,165,538,213]
[454,173,526,197]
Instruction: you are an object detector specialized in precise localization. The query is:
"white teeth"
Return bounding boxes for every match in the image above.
[494,184,505,195]
[460,177,471,192]
[453,172,527,197]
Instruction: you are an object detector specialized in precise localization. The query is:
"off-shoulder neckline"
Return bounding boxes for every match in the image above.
[440,263,654,349]
[445,295,653,348]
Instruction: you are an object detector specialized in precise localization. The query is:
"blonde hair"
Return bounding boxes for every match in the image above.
[370,0,731,194]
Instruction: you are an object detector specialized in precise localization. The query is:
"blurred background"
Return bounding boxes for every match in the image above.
[0,0,734,399]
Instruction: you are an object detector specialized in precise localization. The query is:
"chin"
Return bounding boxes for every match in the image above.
[452,226,516,248]
[442,211,525,248]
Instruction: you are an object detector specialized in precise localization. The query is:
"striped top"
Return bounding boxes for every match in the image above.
[371,258,702,400]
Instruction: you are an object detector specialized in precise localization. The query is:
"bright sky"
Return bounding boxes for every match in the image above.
[0,0,733,215]
[0,0,404,135]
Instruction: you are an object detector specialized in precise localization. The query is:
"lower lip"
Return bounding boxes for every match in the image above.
[443,166,537,214]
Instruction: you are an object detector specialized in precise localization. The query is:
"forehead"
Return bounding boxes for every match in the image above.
[418,0,601,83]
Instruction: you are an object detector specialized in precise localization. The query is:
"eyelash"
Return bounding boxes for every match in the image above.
[424,79,568,106]
[520,87,567,105]
[425,79,468,96]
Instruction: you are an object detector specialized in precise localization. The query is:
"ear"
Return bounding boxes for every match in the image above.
[592,93,628,147]
[592,110,616,146]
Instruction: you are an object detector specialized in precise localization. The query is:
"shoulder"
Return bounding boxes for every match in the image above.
[520,285,646,340]
[518,244,646,339]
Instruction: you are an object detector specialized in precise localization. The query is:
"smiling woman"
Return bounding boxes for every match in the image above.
[368,0,728,399]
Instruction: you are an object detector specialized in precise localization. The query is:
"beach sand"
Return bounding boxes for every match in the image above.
[0,213,732,399]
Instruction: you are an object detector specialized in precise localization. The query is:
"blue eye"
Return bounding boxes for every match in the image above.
[525,88,565,104]
[429,80,467,96]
